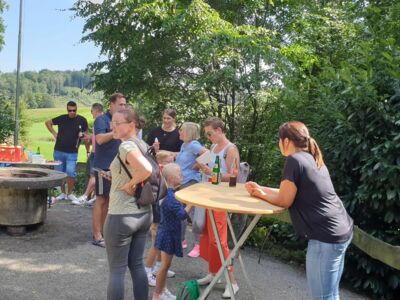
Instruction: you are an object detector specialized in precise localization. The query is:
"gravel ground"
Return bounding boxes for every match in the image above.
[0,201,369,300]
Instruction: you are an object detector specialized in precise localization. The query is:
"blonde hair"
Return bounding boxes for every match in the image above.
[156,150,174,165]
[162,163,181,183]
[181,122,200,142]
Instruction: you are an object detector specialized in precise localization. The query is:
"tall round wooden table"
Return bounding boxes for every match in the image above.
[175,182,285,300]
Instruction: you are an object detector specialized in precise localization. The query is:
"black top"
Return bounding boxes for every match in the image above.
[147,127,183,152]
[282,151,353,243]
[93,111,121,169]
[52,115,88,153]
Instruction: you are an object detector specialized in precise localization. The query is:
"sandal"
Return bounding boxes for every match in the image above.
[92,237,105,248]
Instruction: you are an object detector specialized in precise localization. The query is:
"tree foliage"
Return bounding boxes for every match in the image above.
[0,70,103,108]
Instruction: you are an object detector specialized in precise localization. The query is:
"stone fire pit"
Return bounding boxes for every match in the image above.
[0,167,66,235]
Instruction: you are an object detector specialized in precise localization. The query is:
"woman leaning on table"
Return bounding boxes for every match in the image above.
[245,121,353,300]
[104,108,153,300]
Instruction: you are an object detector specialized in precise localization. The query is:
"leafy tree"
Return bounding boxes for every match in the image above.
[0,0,6,51]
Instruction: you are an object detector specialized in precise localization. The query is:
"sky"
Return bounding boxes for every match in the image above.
[0,0,102,72]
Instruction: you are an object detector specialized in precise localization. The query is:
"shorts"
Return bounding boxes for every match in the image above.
[95,169,111,197]
[88,152,95,176]
[54,150,78,177]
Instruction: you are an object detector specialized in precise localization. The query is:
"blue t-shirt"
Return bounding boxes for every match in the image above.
[93,111,120,169]
[175,140,203,185]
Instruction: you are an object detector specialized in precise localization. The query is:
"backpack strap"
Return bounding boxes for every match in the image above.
[117,153,132,179]
[127,138,165,205]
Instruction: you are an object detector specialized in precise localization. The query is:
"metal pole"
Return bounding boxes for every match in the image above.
[14,0,23,146]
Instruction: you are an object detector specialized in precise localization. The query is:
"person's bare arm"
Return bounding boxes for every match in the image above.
[118,149,152,196]
[45,119,57,140]
[221,145,240,182]
[95,132,114,145]
[245,180,297,208]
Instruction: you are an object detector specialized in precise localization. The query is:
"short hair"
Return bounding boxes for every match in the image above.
[156,150,174,164]
[109,92,125,103]
[114,108,142,130]
[91,103,103,113]
[162,163,181,182]
[163,108,177,119]
[203,116,225,132]
[67,101,77,107]
[181,122,200,142]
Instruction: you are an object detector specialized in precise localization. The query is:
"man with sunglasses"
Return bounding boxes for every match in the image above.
[45,101,89,202]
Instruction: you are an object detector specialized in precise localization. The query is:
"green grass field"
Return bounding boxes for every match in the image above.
[24,107,93,162]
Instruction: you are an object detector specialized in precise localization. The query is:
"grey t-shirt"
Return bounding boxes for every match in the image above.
[108,139,151,215]
[283,151,353,243]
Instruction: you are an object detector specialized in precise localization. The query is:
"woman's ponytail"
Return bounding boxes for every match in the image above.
[308,137,324,169]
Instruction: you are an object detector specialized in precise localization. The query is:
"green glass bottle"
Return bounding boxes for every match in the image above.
[211,155,220,185]
[36,146,41,155]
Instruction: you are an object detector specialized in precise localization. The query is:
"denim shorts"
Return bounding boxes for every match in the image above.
[54,150,78,177]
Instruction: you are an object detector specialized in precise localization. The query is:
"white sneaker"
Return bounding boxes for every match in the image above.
[55,193,66,201]
[67,194,79,203]
[84,197,96,207]
[147,272,156,287]
[163,288,176,300]
[222,283,239,298]
[197,273,222,286]
[72,194,87,206]
[152,264,175,278]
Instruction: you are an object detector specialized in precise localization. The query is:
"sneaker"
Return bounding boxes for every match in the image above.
[182,239,188,249]
[67,194,79,202]
[222,283,239,298]
[163,288,176,300]
[55,193,66,201]
[197,273,222,286]
[92,237,105,248]
[85,197,96,208]
[72,194,87,206]
[152,264,175,278]
[147,273,156,287]
[187,244,200,258]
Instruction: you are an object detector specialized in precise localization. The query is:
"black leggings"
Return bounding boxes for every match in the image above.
[104,212,152,300]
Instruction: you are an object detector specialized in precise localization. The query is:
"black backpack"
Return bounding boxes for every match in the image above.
[117,139,167,208]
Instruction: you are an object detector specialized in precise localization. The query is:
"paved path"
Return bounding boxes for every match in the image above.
[0,202,368,300]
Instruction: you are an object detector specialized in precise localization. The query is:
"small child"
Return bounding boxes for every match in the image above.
[145,150,175,286]
[152,163,192,300]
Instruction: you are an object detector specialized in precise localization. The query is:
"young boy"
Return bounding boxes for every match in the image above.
[145,150,175,286]
[152,163,192,300]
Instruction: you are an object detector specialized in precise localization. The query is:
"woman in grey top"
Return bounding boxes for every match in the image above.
[245,121,353,300]
[103,108,153,300]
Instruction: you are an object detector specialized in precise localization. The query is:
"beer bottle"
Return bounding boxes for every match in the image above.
[211,155,220,185]
[36,146,41,155]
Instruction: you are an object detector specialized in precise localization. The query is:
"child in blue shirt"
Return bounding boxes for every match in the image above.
[152,163,192,300]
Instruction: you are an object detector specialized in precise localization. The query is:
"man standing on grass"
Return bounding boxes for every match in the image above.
[91,93,126,247]
[45,101,90,202]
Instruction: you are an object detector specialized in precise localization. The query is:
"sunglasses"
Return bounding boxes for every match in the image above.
[68,109,76,112]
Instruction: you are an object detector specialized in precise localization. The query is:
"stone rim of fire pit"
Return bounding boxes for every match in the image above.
[0,167,66,189]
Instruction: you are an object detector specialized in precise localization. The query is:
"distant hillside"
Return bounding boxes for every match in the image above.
[0,69,104,108]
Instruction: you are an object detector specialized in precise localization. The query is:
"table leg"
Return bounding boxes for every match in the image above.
[199,209,235,300]
[199,212,261,300]
[226,212,257,299]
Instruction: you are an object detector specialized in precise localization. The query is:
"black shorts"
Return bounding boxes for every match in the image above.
[95,169,111,197]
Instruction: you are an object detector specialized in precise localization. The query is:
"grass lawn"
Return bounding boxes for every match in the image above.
[24,107,94,163]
